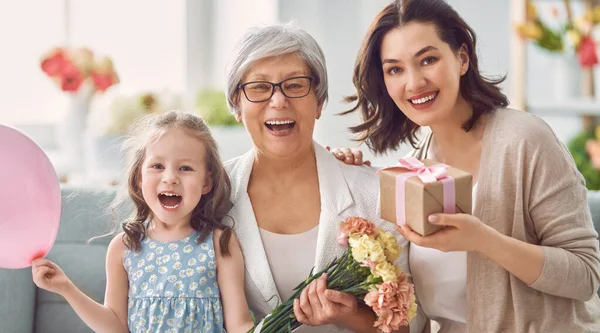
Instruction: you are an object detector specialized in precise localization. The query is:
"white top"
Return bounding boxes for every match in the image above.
[409,183,477,333]
[259,225,319,302]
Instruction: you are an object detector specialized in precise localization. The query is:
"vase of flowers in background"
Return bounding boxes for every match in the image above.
[40,47,119,178]
[516,0,599,103]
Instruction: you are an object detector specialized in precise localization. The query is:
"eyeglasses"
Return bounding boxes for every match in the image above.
[238,76,314,102]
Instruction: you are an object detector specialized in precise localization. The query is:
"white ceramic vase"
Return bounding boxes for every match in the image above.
[56,83,94,175]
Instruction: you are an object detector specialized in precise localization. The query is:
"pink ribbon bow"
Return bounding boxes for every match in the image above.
[380,157,456,226]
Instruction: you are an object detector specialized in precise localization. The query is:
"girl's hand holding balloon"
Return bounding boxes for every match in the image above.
[32,258,73,295]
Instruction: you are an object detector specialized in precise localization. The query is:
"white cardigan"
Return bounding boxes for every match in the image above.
[225,143,426,333]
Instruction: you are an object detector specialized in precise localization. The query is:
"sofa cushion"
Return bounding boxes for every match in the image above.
[34,185,122,333]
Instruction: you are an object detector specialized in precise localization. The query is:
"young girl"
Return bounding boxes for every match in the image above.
[32,111,254,333]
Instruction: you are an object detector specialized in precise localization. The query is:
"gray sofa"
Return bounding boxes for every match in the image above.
[1,186,599,333]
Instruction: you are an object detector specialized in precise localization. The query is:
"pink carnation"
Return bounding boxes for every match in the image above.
[364,274,415,332]
[339,216,378,238]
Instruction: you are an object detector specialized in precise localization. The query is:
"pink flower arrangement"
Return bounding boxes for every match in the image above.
[251,217,417,333]
[40,47,119,93]
[364,274,415,332]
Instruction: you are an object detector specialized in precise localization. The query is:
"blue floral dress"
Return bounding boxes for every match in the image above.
[123,230,224,333]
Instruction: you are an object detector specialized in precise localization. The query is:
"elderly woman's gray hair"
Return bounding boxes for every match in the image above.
[226,24,329,114]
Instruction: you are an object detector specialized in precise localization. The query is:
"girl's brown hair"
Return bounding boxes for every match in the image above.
[342,0,508,154]
[111,111,234,256]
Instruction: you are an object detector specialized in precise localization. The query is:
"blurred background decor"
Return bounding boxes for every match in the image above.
[40,46,119,177]
[570,124,600,190]
[84,90,182,185]
[516,0,600,102]
[194,88,250,160]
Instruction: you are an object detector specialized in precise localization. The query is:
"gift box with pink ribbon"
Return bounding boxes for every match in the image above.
[379,157,472,236]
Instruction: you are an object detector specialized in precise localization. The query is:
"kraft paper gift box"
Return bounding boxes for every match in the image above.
[379,157,472,236]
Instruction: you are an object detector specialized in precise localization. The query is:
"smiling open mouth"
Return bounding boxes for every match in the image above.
[158,193,182,209]
[408,91,439,105]
[265,120,296,132]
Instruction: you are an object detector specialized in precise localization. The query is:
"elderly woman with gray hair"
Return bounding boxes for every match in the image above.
[223,24,426,333]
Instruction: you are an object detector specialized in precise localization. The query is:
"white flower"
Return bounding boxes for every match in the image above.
[156,247,164,254]
[198,254,207,262]
[199,277,207,285]
[183,245,193,253]
[169,243,179,250]
[158,266,168,274]
[173,261,182,270]
[146,252,155,261]
[145,264,155,272]
[149,274,157,284]
[190,282,198,290]
[172,253,180,261]
[188,258,197,266]
[137,259,146,268]
[186,268,194,277]
[168,275,177,282]
[149,242,157,249]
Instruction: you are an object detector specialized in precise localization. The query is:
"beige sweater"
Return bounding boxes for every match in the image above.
[412,108,600,332]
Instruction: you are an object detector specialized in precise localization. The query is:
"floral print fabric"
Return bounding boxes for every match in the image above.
[123,231,224,333]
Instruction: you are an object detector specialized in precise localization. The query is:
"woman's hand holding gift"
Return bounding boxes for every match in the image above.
[293,273,359,326]
[395,213,495,253]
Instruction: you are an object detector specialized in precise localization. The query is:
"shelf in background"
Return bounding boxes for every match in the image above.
[527,98,600,116]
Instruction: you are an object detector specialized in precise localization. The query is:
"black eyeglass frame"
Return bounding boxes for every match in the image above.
[238,76,314,102]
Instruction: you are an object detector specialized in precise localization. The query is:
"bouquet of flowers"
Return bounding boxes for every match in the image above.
[40,47,119,93]
[516,0,600,68]
[249,217,417,333]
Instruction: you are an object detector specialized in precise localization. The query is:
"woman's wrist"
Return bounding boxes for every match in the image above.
[474,222,502,255]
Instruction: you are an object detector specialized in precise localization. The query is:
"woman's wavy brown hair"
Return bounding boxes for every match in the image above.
[342,0,508,154]
[111,111,234,256]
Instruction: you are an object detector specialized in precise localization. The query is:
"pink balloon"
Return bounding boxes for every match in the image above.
[0,125,61,269]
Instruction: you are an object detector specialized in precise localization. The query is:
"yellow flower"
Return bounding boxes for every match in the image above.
[516,22,542,41]
[377,231,401,262]
[525,1,537,21]
[349,235,386,263]
[593,6,600,23]
[372,261,397,282]
[566,29,582,49]
[408,294,418,320]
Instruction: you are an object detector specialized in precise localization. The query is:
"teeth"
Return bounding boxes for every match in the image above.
[411,93,436,104]
[160,193,180,197]
[265,120,295,125]
[163,204,179,209]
